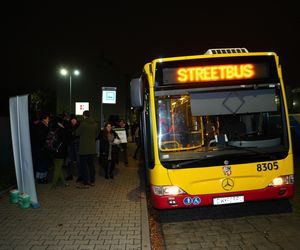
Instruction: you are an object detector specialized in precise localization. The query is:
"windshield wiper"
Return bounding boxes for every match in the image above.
[171,155,213,169]
[221,143,279,160]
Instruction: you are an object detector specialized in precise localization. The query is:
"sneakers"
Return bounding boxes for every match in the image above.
[76,183,90,189]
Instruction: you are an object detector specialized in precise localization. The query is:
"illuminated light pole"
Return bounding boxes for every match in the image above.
[60,68,80,114]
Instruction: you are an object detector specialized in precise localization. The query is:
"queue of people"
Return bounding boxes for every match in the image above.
[30,112,81,187]
[30,112,141,189]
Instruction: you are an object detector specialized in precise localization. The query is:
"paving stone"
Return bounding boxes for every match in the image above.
[0,143,149,249]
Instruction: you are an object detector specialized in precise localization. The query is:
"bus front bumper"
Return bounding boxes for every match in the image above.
[150,184,294,209]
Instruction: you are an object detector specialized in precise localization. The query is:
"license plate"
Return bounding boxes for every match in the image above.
[213,195,244,205]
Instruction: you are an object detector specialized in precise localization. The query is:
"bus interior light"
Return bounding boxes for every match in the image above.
[152,185,186,196]
[268,175,294,187]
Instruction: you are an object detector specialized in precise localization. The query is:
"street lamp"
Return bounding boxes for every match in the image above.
[60,68,80,114]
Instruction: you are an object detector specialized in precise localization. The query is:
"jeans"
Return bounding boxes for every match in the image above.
[79,154,95,184]
[102,158,116,178]
[120,143,128,164]
[67,143,79,176]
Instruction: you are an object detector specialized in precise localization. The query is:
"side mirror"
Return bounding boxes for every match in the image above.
[130,78,143,108]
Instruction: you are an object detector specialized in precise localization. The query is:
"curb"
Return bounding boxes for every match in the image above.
[140,162,151,250]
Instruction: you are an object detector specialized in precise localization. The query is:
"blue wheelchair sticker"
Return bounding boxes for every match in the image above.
[192,197,201,205]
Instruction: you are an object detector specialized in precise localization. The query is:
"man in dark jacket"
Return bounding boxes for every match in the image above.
[76,110,99,188]
[36,112,52,184]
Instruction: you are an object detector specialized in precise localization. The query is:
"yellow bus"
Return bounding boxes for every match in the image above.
[130,48,294,209]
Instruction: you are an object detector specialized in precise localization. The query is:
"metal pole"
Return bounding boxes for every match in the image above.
[101,88,103,128]
[101,102,103,129]
[69,74,72,114]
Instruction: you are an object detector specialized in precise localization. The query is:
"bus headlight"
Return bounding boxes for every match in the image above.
[152,185,187,196]
[268,175,294,186]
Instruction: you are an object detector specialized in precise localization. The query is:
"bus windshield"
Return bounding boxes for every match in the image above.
[155,85,288,166]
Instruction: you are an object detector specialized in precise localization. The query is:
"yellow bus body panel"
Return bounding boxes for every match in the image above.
[150,153,293,195]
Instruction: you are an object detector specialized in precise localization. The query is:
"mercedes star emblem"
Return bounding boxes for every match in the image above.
[222,178,234,191]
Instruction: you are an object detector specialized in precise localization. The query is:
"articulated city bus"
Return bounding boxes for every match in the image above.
[130,48,294,209]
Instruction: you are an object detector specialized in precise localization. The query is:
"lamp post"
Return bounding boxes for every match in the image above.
[60,68,80,114]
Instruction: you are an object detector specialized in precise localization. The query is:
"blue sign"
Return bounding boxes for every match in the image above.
[192,197,201,205]
[183,197,193,205]
[102,87,117,104]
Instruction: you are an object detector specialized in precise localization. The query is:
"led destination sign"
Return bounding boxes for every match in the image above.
[177,64,255,82]
[159,56,279,86]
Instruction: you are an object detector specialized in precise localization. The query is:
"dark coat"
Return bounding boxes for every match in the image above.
[51,123,68,159]
[69,123,80,146]
[76,117,99,155]
[99,131,120,161]
[37,121,52,159]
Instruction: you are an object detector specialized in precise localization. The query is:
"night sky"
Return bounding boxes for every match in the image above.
[4,1,300,99]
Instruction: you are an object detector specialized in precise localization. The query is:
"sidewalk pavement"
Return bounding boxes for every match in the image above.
[0,142,151,250]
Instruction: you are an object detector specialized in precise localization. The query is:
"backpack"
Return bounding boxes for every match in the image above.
[44,128,63,153]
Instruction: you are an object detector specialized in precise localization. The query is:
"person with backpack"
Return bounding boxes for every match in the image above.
[50,116,69,188]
